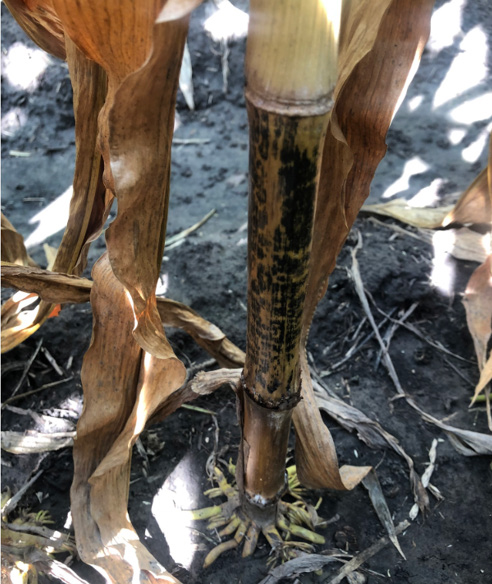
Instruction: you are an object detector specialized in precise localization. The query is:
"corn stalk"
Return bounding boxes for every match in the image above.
[235,0,339,524]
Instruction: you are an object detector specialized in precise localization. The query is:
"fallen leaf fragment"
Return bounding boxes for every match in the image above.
[362,469,405,559]
[1,431,75,454]
[361,199,453,229]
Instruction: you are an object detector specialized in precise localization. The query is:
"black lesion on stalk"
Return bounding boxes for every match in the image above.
[246,113,319,401]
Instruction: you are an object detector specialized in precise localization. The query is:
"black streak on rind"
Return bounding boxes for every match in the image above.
[246,104,323,403]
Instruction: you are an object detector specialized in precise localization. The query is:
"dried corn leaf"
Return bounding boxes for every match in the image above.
[361,199,453,229]
[293,354,371,491]
[2,527,72,553]
[1,431,75,454]
[443,132,492,228]
[298,0,434,489]
[3,0,66,60]
[72,253,185,583]
[1,292,45,353]
[294,359,404,557]
[156,298,245,368]
[1,261,244,367]
[442,167,492,227]
[362,469,405,559]
[52,1,189,360]
[1,262,92,304]
[302,0,434,333]
[424,227,490,264]
[314,387,428,513]
[1,214,37,268]
[1,36,109,354]
[463,255,492,403]
[474,354,492,398]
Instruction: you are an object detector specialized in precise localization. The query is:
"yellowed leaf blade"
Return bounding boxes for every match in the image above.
[362,199,453,229]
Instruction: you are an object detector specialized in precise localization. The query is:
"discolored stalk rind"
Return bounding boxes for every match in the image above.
[239,0,339,519]
[243,104,330,408]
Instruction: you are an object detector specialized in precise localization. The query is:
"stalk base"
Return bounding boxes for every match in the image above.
[190,462,328,568]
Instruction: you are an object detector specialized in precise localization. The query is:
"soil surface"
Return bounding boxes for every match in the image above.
[2,1,492,584]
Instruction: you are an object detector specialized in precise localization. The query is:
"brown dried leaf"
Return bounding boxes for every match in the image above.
[297,0,434,488]
[474,354,492,398]
[53,1,189,359]
[1,430,75,454]
[302,0,434,332]
[314,386,429,513]
[424,227,490,264]
[293,354,371,491]
[463,255,492,402]
[443,132,492,228]
[72,254,185,584]
[1,263,245,368]
[3,0,66,60]
[1,262,92,304]
[156,298,245,368]
[1,36,109,353]
[1,214,37,268]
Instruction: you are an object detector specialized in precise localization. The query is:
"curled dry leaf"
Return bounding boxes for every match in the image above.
[314,385,429,513]
[72,254,185,584]
[362,470,405,559]
[293,354,371,491]
[1,214,37,268]
[302,0,434,331]
[1,262,245,368]
[463,254,492,403]
[1,262,92,304]
[1,430,75,454]
[52,0,189,359]
[297,0,434,490]
[442,131,492,228]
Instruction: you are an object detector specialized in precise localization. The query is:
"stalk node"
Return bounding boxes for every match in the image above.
[240,373,301,411]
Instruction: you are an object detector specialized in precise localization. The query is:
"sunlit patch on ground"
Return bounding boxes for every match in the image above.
[150,453,201,570]
[2,42,52,91]
[25,186,73,249]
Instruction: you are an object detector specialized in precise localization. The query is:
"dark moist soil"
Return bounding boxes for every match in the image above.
[2,2,492,584]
